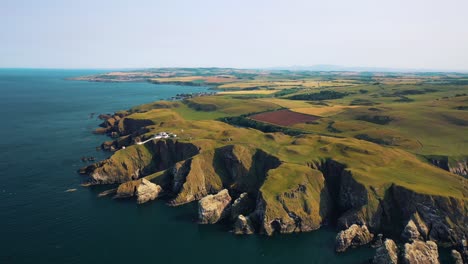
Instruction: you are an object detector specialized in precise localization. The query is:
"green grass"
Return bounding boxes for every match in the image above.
[172,103,229,120]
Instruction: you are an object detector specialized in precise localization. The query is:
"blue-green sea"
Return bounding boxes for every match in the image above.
[0,69,374,264]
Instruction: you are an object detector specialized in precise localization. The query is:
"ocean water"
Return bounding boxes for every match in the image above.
[0,69,373,264]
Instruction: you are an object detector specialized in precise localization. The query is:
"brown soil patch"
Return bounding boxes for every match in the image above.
[250,109,320,126]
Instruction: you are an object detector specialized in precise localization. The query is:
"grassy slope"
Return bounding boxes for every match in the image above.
[237,82,467,158]
[118,98,466,200]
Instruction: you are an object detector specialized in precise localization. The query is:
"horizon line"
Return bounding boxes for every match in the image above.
[1,66,468,74]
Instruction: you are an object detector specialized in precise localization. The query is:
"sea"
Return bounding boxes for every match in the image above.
[0,69,374,264]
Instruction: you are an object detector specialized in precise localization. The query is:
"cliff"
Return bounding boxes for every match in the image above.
[79,140,200,184]
[80,105,467,253]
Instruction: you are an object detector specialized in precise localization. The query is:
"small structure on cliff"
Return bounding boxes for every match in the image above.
[136,132,177,145]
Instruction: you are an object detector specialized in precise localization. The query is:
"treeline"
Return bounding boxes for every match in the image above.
[273,88,302,97]
[288,90,348,100]
[220,114,306,136]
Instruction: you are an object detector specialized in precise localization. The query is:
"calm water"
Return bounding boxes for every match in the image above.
[0,69,373,264]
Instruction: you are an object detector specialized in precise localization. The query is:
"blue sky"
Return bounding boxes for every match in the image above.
[1,0,468,70]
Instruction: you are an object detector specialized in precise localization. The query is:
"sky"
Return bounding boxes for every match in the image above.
[1,0,468,71]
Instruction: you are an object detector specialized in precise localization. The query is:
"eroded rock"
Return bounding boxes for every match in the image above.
[136,179,162,204]
[198,189,232,224]
[335,224,374,252]
[233,214,254,235]
[401,213,430,243]
[230,192,255,221]
[401,213,429,243]
[115,178,162,204]
[403,240,439,264]
[373,239,399,264]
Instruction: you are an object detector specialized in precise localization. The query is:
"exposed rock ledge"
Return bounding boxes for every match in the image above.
[198,189,232,224]
[335,224,374,252]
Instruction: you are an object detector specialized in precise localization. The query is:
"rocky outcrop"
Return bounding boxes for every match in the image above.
[311,158,467,248]
[256,163,331,235]
[310,159,373,230]
[168,145,281,206]
[230,193,255,221]
[80,140,200,184]
[214,145,281,193]
[373,239,399,264]
[114,178,162,204]
[335,171,371,229]
[390,186,467,246]
[403,240,439,264]
[233,215,255,235]
[95,111,152,138]
[168,152,224,205]
[198,189,232,224]
[450,160,468,177]
[401,213,428,242]
[451,250,464,264]
[136,179,162,204]
[427,156,468,177]
[454,239,468,264]
[335,224,374,252]
[117,118,153,136]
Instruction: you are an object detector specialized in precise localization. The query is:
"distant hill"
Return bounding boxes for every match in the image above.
[267,64,466,73]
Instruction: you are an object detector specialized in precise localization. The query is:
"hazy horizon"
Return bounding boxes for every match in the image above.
[2,0,468,71]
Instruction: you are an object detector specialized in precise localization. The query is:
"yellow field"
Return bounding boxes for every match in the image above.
[218,90,277,95]
[291,105,360,117]
[150,75,237,83]
[218,80,357,90]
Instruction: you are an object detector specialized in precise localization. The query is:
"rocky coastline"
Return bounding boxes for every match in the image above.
[79,110,467,264]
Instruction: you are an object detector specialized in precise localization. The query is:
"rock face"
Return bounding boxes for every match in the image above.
[390,186,467,246]
[115,178,162,204]
[166,145,280,206]
[401,214,428,242]
[95,112,153,139]
[373,239,399,264]
[136,179,162,204]
[198,189,232,224]
[80,140,200,184]
[403,240,439,264]
[233,214,255,235]
[455,239,468,264]
[311,158,467,248]
[335,224,374,252]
